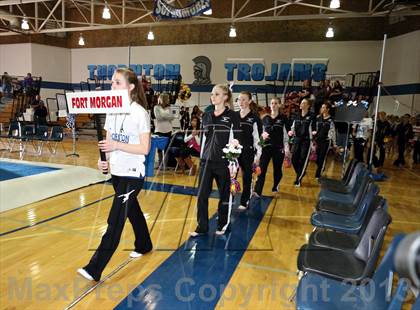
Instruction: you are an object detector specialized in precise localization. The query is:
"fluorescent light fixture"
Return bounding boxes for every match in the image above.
[21,18,29,30]
[203,8,212,15]
[78,33,85,46]
[329,0,340,9]
[229,25,236,38]
[102,5,111,19]
[147,30,155,40]
[325,27,334,38]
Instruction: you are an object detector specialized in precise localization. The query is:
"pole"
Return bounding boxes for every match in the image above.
[128,44,131,66]
[369,34,387,170]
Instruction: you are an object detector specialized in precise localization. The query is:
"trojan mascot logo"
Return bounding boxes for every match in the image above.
[192,56,212,86]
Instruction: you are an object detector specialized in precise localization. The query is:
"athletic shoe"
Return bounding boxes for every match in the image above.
[189,230,206,237]
[77,268,94,281]
[271,186,279,193]
[129,251,143,259]
[238,205,248,211]
[215,224,231,235]
[294,182,301,188]
[252,192,260,198]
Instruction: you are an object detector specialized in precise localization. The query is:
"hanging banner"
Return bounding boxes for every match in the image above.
[154,0,211,19]
[66,90,131,114]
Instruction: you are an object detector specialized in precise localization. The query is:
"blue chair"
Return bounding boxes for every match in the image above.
[319,160,362,194]
[296,234,408,310]
[317,169,370,210]
[309,196,386,251]
[145,135,169,177]
[311,183,381,235]
[299,208,391,284]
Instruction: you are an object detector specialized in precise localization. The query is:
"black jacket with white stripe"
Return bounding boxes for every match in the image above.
[200,108,242,163]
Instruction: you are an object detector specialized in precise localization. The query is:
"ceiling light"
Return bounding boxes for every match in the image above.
[102,4,111,19]
[78,33,85,46]
[229,25,236,38]
[203,8,212,15]
[21,18,29,30]
[325,27,334,38]
[329,0,340,9]
[147,30,155,40]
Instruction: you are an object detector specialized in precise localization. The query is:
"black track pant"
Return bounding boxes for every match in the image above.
[372,143,386,168]
[394,142,407,165]
[84,176,152,281]
[292,139,311,183]
[315,140,331,178]
[254,146,285,195]
[414,141,420,164]
[238,148,255,206]
[196,160,231,233]
[353,138,367,163]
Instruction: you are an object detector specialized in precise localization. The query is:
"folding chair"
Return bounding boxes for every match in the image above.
[47,125,65,154]
[33,125,49,155]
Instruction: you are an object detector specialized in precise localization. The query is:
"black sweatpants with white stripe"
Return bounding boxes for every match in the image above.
[238,147,255,207]
[315,140,331,178]
[84,175,152,281]
[254,146,285,195]
[196,160,231,233]
[292,139,311,183]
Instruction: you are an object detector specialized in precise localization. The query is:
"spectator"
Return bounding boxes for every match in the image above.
[1,72,12,96]
[372,111,391,174]
[34,101,48,126]
[31,94,43,107]
[393,114,413,167]
[352,112,373,163]
[412,115,420,165]
[313,80,328,115]
[299,79,312,101]
[177,116,200,175]
[23,73,34,94]
[191,105,202,120]
[180,106,190,131]
[154,93,174,167]
[329,80,343,103]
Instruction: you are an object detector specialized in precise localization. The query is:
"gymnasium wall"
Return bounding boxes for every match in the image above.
[380,30,420,115]
[1,30,419,116]
[70,40,382,111]
[31,44,72,100]
[0,44,32,77]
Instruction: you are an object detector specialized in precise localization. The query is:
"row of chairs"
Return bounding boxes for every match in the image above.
[0,121,64,157]
[294,159,419,309]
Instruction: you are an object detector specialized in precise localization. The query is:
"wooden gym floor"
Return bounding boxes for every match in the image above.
[0,139,419,310]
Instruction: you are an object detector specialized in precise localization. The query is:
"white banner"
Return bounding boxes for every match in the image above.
[66,90,131,114]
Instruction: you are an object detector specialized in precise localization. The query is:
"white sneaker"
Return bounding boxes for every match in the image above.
[238,205,247,211]
[215,230,225,235]
[129,251,143,259]
[77,268,94,281]
[189,231,206,237]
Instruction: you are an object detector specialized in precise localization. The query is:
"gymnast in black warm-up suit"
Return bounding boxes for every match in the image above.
[314,102,336,179]
[289,99,317,187]
[190,84,241,237]
[237,91,262,210]
[254,98,290,196]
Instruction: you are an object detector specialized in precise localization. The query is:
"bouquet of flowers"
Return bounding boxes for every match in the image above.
[223,139,243,194]
[222,139,243,164]
[258,131,270,148]
[178,82,192,102]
